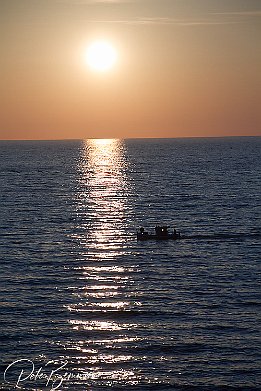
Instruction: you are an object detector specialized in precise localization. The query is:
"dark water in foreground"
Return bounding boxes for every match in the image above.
[0,137,260,390]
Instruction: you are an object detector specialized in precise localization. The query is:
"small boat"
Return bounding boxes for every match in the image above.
[137,225,181,241]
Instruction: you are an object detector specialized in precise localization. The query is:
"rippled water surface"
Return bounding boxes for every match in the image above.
[0,137,260,390]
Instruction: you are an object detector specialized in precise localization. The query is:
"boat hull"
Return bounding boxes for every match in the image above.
[137,233,181,241]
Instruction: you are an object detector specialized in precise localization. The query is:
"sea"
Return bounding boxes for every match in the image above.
[0,137,260,391]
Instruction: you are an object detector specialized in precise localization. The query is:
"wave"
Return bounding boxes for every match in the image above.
[182,232,261,241]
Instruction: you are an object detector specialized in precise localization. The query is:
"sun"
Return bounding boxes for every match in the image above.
[86,41,117,72]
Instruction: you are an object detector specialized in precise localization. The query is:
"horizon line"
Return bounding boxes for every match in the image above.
[0,135,260,141]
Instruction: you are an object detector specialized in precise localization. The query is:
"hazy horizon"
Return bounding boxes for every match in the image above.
[1,135,260,142]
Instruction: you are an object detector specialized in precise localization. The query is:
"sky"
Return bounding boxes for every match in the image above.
[0,0,261,139]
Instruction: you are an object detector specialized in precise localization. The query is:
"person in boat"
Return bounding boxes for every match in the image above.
[173,228,181,238]
[162,226,168,236]
[139,227,148,238]
[155,226,169,237]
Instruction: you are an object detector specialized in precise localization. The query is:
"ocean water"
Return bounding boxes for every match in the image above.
[0,137,260,391]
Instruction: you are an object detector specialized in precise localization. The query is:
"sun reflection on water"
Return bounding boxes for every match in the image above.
[64,139,141,386]
[75,138,131,251]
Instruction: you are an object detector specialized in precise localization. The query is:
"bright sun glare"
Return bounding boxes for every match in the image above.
[86,41,117,72]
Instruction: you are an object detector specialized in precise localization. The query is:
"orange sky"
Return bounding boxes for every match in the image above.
[0,0,261,139]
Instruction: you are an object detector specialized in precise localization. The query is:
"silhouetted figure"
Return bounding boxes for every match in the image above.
[155,225,169,238]
[162,226,168,237]
[138,227,148,239]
